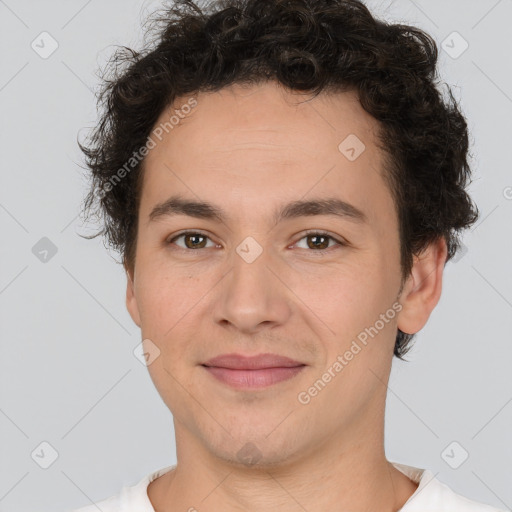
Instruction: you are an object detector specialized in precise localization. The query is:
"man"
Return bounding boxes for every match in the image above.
[73,0,505,510]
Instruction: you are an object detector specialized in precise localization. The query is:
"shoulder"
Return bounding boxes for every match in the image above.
[69,465,176,512]
[393,462,507,512]
[410,475,507,512]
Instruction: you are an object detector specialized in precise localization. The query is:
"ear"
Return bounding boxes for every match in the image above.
[397,237,447,335]
[125,263,141,328]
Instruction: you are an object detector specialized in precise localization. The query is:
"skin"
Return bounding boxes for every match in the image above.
[125,81,447,511]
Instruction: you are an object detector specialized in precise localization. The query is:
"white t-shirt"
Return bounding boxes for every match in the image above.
[71,461,507,511]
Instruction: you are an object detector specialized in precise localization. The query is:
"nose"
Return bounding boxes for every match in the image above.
[213,241,292,334]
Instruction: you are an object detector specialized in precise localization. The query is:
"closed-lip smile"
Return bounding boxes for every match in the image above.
[201,353,306,389]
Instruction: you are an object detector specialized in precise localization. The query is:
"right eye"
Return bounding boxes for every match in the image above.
[167,231,218,251]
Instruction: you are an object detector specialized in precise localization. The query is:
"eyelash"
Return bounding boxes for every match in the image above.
[166,230,347,254]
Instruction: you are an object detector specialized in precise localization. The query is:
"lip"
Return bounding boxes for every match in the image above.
[201,353,306,389]
[202,353,304,370]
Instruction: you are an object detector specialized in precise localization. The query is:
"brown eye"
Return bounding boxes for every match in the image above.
[306,234,330,250]
[294,231,345,252]
[168,232,215,250]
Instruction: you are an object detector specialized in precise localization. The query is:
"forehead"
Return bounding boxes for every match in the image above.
[148,82,380,160]
[140,81,394,229]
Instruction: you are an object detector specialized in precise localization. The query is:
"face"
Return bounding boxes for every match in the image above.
[125,81,441,467]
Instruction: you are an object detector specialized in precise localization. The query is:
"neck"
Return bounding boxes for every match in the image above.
[148,413,418,511]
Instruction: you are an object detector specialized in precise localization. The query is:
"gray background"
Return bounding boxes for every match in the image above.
[1,0,511,511]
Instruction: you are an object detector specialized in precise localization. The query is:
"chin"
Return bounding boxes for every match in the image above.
[201,426,310,471]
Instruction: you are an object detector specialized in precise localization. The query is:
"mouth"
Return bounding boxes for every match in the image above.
[201,353,306,389]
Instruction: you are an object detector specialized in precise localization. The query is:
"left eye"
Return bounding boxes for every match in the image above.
[293,232,344,251]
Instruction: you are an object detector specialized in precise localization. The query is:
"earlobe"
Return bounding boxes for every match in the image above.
[396,238,447,335]
[125,266,141,328]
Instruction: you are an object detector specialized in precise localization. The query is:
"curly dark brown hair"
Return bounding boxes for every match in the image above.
[79,0,478,360]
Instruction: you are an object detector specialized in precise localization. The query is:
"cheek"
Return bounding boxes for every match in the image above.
[297,267,399,375]
[134,264,207,359]
[134,267,186,339]
[137,271,200,401]
[290,258,392,337]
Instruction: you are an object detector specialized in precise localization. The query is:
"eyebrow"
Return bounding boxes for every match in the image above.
[147,194,367,225]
